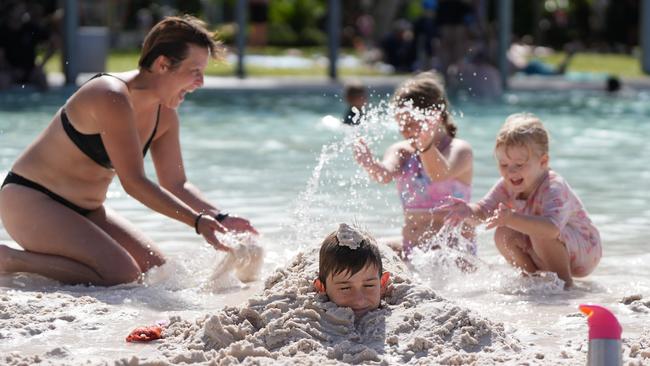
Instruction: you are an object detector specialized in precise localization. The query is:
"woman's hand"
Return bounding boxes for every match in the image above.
[353,138,375,168]
[485,203,513,230]
[220,215,259,235]
[434,196,472,226]
[196,215,231,252]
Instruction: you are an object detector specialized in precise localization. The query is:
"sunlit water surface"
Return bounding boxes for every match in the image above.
[1,87,649,359]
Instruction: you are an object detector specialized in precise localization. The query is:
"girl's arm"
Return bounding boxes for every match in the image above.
[420,140,473,181]
[486,203,560,239]
[96,91,230,250]
[354,140,406,184]
[417,121,473,182]
[150,108,257,234]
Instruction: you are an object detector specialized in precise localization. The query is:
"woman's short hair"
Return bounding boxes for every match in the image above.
[139,15,224,70]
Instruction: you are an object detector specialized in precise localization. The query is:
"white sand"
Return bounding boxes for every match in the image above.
[2,245,650,365]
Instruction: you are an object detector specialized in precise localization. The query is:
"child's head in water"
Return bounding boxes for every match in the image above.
[344,81,367,110]
[313,224,390,317]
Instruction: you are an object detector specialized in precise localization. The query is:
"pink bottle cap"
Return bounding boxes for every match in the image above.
[579,304,622,340]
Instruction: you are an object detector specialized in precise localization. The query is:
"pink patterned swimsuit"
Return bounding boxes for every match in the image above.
[478,170,601,277]
[396,154,472,211]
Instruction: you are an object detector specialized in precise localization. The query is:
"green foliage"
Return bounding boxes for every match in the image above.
[268,0,327,46]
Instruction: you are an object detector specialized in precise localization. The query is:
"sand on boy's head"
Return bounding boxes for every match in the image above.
[313,223,390,317]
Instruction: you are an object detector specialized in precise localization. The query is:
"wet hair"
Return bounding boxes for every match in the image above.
[393,71,457,137]
[138,15,223,71]
[496,113,549,157]
[606,75,621,93]
[318,229,383,287]
[344,80,367,99]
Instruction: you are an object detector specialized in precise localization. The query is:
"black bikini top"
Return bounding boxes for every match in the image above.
[61,73,160,169]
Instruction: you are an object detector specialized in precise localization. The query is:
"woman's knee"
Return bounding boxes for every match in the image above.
[95,254,142,285]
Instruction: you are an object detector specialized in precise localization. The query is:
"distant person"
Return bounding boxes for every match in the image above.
[343,81,368,125]
[446,47,502,98]
[313,223,390,318]
[249,0,269,47]
[0,16,258,286]
[353,72,474,258]
[0,1,59,90]
[413,0,439,70]
[508,39,576,76]
[436,0,475,73]
[436,113,602,289]
[605,75,622,93]
[380,19,416,72]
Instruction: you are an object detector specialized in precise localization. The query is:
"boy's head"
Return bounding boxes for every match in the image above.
[314,224,390,317]
[344,81,368,109]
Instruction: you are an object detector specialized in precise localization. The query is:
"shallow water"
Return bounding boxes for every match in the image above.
[1,87,649,361]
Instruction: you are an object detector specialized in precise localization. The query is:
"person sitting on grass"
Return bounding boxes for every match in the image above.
[313,223,391,318]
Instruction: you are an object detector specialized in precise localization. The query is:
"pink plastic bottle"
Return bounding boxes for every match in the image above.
[579,304,622,366]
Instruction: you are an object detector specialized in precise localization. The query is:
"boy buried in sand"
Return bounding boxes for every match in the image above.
[313,223,391,318]
[436,113,601,288]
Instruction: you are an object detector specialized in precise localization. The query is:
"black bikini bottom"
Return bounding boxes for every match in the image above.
[1,171,92,216]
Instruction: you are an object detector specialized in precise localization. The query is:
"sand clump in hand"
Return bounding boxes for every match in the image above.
[128,244,527,365]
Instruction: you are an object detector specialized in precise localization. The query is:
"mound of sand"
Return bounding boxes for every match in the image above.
[119,245,527,365]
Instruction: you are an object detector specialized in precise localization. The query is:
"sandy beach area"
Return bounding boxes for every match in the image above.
[2,243,649,365]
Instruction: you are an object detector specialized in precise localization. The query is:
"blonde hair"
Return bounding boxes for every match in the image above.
[495,113,549,157]
[392,71,457,137]
[139,15,224,70]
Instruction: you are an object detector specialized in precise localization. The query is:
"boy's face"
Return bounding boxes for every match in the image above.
[318,264,388,317]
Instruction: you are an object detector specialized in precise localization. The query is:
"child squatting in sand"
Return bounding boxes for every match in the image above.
[437,113,601,288]
[313,224,390,317]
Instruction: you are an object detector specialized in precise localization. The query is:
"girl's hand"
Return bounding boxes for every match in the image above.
[220,215,259,235]
[353,138,375,167]
[433,196,472,226]
[414,117,441,153]
[196,215,232,252]
[485,202,514,230]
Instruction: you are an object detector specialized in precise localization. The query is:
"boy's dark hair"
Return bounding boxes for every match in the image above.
[318,230,383,286]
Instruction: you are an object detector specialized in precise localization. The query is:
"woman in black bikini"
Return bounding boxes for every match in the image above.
[0,16,257,285]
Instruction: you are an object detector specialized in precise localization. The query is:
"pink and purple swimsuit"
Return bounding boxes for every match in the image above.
[396,154,472,211]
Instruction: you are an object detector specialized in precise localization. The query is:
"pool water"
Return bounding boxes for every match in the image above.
[1,87,649,360]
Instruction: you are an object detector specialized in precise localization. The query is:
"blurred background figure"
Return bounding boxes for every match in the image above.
[507,36,577,76]
[413,0,439,71]
[447,46,502,99]
[249,0,269,47]
[343,80,368,126]
[436,0,475,75]
[0,1,60,90]
[605,75,622,94]
[380,19,416,73]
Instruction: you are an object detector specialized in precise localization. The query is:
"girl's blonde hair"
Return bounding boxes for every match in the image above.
[392,71,457,137]
[496,113,549,157]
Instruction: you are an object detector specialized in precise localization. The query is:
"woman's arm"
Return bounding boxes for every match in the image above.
[96,90,230,249]
[150,108,257,234]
